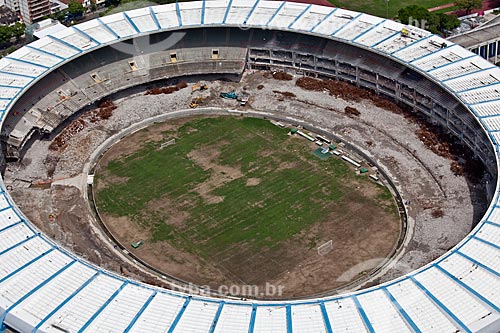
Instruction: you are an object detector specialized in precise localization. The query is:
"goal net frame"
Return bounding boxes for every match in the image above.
[317,240,333,256]
[160,138,176,149]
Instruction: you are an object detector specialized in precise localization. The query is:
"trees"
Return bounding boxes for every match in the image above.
[0,23,26,47]
[455,0,483,14]
[68,0,85,17]
[397,5,460,35]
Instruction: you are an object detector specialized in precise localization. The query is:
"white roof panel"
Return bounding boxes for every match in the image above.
[41,274,124,333]
[253,305,287,333]
[127,293,186,333]
[356,290,410,333]
[83,284,154,333]
[324,298,368,333]
[246,1,282,27]
[430,56,494,81]
[445,68,500,92]
[290,5,331,32]
[203,0,228,25]
[355,19,401,47]
[0,72,33,87]
[179,1,203,26]
[268,2,308,29]
[387,279,459,333]
[10,47,61,68]
[152,4,180,29]
[414,267,491,328]
[77,19,118,44]
[335,14,384,41]
[31,36,79,59]
[100,13,137,38]
[412,45,472,71]
[213,304,252,333]
[126,8,158,33]
[312,8,359,35]
[291,304,327,333]
[393,36,449,63]
[52,28,98,51]
[172,299,219,333]
[0,58,46,78]
[224,0,254,26]
[0,224,34,254]
[0,207,22,229]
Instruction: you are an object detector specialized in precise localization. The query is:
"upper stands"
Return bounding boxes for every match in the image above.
[0,1,500,332]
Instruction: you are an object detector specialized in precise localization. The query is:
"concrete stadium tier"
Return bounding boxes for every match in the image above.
[0,1,500,332]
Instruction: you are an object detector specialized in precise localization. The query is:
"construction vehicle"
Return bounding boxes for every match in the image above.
[220,91,249,106]
[190,96,203,108]
[192,83,208,93]
[220,91,238,99]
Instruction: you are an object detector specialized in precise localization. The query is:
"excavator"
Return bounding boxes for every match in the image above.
[190,96,203,108]
[192,83,208,93]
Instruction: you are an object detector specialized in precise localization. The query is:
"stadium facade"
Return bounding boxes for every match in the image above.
[0,1,500,332]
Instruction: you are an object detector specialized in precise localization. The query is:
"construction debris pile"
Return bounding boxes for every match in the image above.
[273,90,296,101]
[271,71,293,81]
[145,81,188,95]
[295,76,484,180]
[49,100,118,151]
[49,119,86,151]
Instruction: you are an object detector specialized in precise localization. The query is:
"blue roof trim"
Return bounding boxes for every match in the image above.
[0,205,13,214]
[0,70,36,79]
[473,235,500,251]
[48,35,82,53]
[472,96,500,106]
[222,0,233,24]
[167,296,191,333]
[72,26,101,46]
[391,35,432,55]
[149,7,162,30]
[485,220,500,228]
[32,271,100,333]
[331,13,362,36]
[0,233,36,257]
[208,301,224,333]
[176,1,183,27]
[310,7,337,32]
[352,296,375,333]
[435,264,500,313]
[243,0,260,25]
[267,1,286,27]
[0,84,23,89]
[427,54,476,72]
[0,247,55,285]
[319,302,333,333]
[286,305,292,333]
[248,304,257,333]
[441,65,497,82]
[409,276,472,333]
[288,4,311,29]
[25,45,65,61]
[371,30,399,48]
[97,18,120,39]
[4,56,49,69]
[457,81,500,94]
[123,291,157,333]
[352,18,386,42]
[457,250,500,279]
[201,0,206,25]
[123,12,141,34]
[78,281,128,333]
[382,287,421,333]
[408,43,455,64]
[0,260,76,324]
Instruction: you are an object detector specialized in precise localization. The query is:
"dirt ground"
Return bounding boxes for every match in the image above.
[4,70,489,299]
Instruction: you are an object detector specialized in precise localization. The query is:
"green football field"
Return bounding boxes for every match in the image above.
[328,0,454,18]
[95,117,399,287]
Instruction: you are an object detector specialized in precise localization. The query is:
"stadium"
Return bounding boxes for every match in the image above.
[0,0,499,332]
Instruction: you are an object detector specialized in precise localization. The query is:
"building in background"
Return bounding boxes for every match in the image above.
[19,0,51,24]
[4,0,19,13]
[449,15,500,64]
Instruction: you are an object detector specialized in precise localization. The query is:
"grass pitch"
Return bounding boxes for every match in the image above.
[328,0,454,18]
[95,117,400,294]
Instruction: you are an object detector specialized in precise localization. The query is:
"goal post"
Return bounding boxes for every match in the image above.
[317,240,333,256]
[160,138,176,150]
